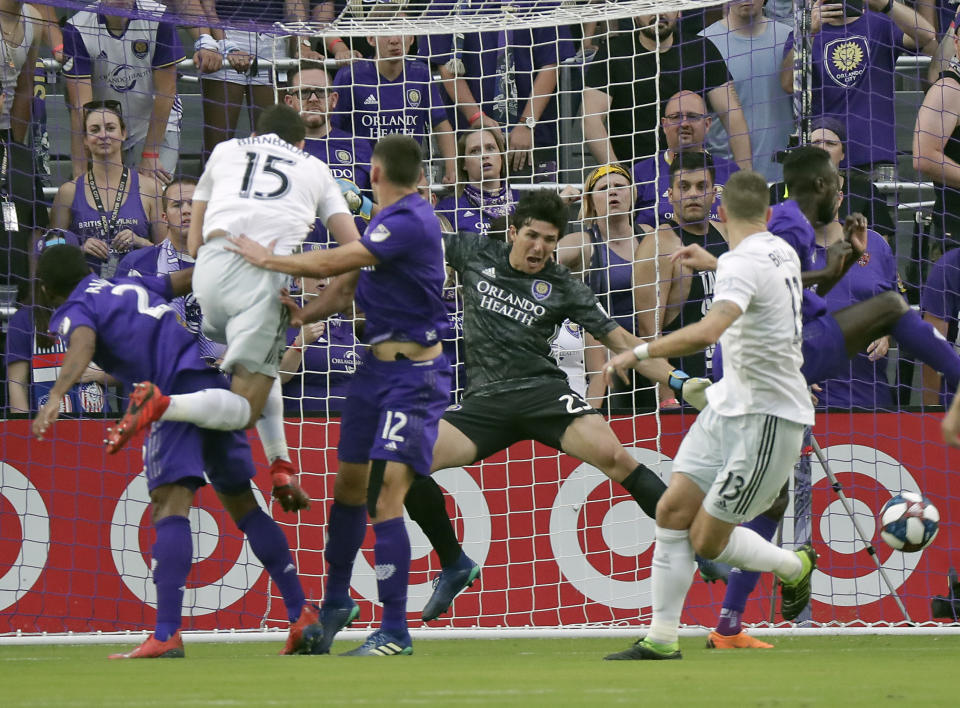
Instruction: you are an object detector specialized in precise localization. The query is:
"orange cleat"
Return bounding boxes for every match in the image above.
[109,631,184,659]
[106,382,170,454]
[280,604,322,655]
[706,630,773,649]
[270,459,311,512]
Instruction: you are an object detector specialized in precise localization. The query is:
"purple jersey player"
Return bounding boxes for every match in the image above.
[30,245,322,660]
[227,135,451,657]
[332,29,458,183]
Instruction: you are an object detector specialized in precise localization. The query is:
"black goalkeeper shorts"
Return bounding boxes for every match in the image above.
[442,379,601,462]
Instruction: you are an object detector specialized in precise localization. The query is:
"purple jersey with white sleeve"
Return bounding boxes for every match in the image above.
[814,230,898,408]
[117,240,225,362]
[355,193,449,347]
[783,14,904,167]
[50,274,211,393]
[331,59,449,154]
[632,151,739,227]
[768,200,828,320]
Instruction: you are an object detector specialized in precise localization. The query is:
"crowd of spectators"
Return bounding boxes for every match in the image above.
[3,0,960,416]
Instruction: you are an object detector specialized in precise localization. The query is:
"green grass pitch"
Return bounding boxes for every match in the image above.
[1,635,957,706]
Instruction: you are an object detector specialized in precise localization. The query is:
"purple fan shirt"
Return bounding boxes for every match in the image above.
[281,317,361,413]
[784,14,905,168]
[355,193,449,347]
[50,274,212,393]
[632,151,739,227]
[302,129,372,245]
[435,189,519,236]
[767,200,828,321]
[418,0,575,147]
[331,58,449,154]
[814,230,898,409]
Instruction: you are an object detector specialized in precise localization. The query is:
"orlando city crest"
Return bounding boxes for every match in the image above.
[132,39,150,59]
[823,36,869,88]
[532,279,551,301]
[335,149,351,163]
[406,88,421,107]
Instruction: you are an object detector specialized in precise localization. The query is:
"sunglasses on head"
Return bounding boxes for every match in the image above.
[83,99,123,115]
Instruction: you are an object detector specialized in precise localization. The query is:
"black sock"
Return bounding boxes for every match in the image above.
[620,464,666,520]
[404,475,463,568]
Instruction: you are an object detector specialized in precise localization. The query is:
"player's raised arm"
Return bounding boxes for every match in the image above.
[32,326,97,440]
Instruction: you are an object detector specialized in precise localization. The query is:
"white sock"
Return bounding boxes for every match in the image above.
[647,526,697,646]
[714,526,803,581]
[161,388,251,429]
[256,377,289,464]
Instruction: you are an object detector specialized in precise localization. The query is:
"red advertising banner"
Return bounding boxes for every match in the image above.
[1,412,957,634]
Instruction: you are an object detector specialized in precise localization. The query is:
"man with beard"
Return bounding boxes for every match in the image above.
[635,151,730,385]
[632,90,739,229]
[583,12,752,167]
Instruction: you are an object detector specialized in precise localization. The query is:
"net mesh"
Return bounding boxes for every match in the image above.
[1,0,959,638]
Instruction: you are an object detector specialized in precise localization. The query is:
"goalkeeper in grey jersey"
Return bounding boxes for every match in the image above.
[401,190,712,622]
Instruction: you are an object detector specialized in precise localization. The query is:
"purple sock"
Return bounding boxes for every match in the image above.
[237,508,305,623]
[894,309,960,391]
[373,517,411,638]
[716,515,779,636]
[324,502,367,608]
[152,515,191,641]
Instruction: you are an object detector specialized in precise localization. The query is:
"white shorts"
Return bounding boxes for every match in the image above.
[192,239,290,377]
[672,406,805,525]
[205,31,291,86]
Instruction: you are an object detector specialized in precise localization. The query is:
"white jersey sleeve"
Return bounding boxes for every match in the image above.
[705,232,814,426]
[196,134,351,254]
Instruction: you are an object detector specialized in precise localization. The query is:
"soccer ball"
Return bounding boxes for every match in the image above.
[879,492,940,553]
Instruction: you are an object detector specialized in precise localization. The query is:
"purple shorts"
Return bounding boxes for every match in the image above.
[143,421,255,494]
[338,350,451,476]
[800,313,848,385]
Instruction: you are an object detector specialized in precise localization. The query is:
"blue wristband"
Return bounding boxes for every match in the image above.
[667,369,690,397]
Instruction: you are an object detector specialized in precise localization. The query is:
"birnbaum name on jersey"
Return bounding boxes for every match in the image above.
[236,133,310,158]
[477,279,546,326]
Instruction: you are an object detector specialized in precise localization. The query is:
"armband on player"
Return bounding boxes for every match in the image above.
[337,178,374,221]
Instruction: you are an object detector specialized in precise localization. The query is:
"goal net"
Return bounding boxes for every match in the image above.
[1,0,958,641]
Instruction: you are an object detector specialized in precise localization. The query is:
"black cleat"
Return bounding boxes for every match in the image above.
[604,638,681,661]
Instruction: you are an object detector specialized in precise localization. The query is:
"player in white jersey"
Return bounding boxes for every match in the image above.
[106,104,363,512]
[603,171,817,661]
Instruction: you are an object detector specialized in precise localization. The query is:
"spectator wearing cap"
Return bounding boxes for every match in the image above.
[701,0,793,183]
[631,90,739,229]
[61,0,187,182]
[780,0,936,179]
[6,229,112,414]
[773,117,896,242]
[50,102,163,279]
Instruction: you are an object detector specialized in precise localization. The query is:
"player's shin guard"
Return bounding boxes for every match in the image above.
[237,508,305,622]
[162,388,251,429]
[152,516,192,641]
[648,526,697,646]
[324,502,367,607]
[256,377,289,463]
[620,464,666,520]
[892,309,960,392]
[373,517,411,638]
[404,475,463,568]
[717,515,779,635]
[714,525,802,581]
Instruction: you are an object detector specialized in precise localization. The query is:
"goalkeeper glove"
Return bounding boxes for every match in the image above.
[668,369,711,411]
[271,464,311,512]
[337,178,374,221]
